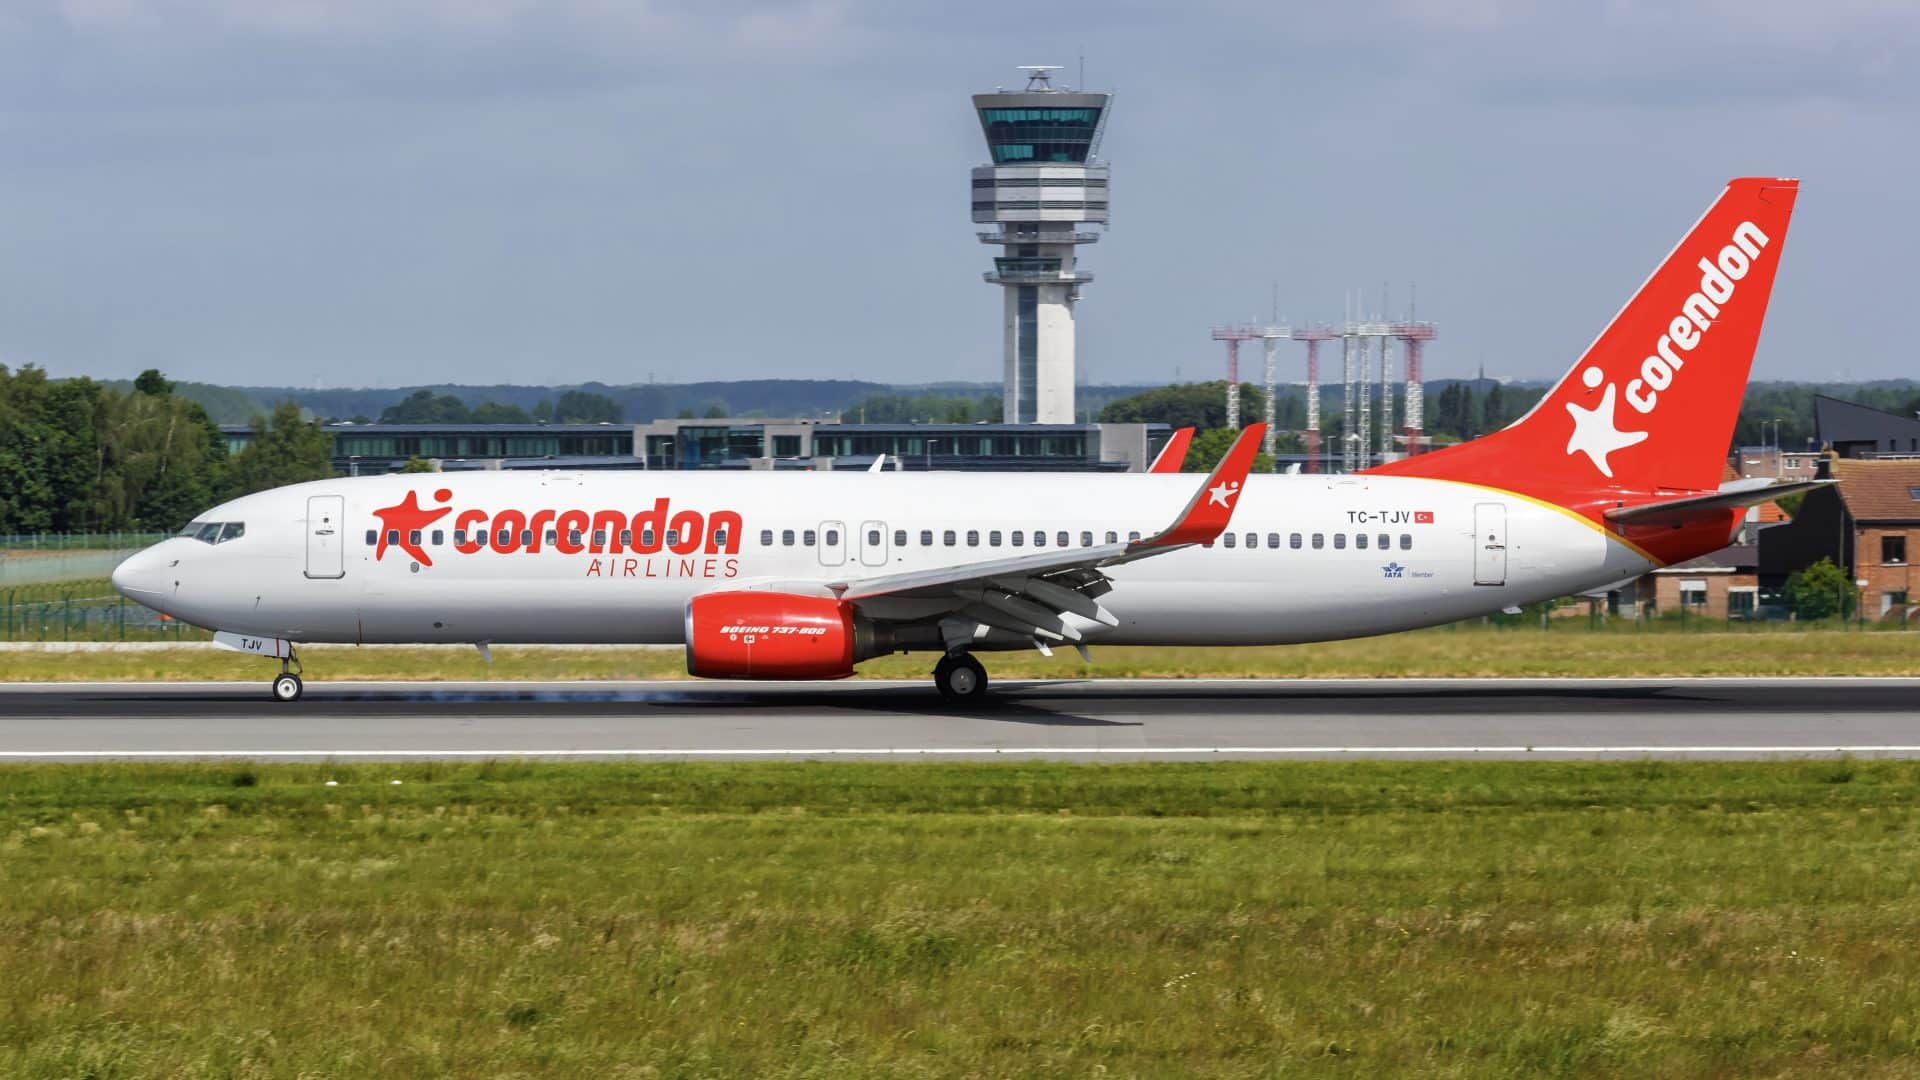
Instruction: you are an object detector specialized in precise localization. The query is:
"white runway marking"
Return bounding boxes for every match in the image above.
[4,746,1920,759]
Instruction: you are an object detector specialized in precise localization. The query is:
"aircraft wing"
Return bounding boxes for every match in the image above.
[1602,478,1831,528]
[1147,427,1195,473]
[828,425,1266,648]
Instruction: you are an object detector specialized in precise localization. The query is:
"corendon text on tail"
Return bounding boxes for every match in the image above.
[113,177,1809,703]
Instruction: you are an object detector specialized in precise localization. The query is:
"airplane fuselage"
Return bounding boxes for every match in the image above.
[115,470,1664,648]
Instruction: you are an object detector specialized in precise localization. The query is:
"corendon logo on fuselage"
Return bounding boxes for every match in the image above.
[1563,219,1771,478]
[372,489,742,579]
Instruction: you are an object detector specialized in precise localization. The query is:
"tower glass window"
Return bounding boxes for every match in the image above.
[979,107,1103,163]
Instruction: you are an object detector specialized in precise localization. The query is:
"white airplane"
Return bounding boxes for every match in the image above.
[115,177,1814,703]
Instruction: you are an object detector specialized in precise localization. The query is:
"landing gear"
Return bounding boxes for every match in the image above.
[933,652,988,703]
[270,650,304,703]
[272,673,303,702]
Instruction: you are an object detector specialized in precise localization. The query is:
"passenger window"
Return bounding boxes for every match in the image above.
[521,530,533,547]
[1081,531,1093,547]
[782,530,795,546]
[1356,534,1369,550]
[1245,532,1256,549]
[1057,531,1069,548]
[1378,533,1389,550]
[760,530,774,546]
[1128,531,1142,542]
[1105,531,1118,544]
[713,529,728,547]
[967,530,979,547]
[1267,533,1280,549]
[453,530,466,546]
[1400,533,1412,550]
[567,530,581,546]
[388,529,401,547]
[431,530,443,545]
[620,530,632,547]
[1289,533,1302,549]
[665,529,679,546]
[409,529,422,547]
[494,529,510,547]
[893,529,907,547]
[545,530,557,546]
[642,529,656,547]
[804,530,817,546]
[1222,533,1236,548]
[990,530,1002,547]
[1334,534,1347,550]
[825,529,839,545]
[867,529,882,546]
[944,530,957,546]
[593,530,607,548]
[1011,531,1024,547]
[919,530,933,546]
[365,530,378,546]
[1312,533,1324,549]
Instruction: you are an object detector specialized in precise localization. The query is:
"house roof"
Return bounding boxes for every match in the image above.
[1654,543,1758,574]
[1832,458,1920,522]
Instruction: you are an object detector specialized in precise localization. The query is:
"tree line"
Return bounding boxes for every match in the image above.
[374,388,623,425]
[0,366,333,534]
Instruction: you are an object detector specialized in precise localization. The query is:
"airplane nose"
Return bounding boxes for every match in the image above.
[111,546,168,599]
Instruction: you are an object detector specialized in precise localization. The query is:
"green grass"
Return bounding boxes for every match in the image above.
[5,624,1920,681]
[3,760,1919,1076]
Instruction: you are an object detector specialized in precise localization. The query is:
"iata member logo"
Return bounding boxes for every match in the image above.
[1381,561,1406,579]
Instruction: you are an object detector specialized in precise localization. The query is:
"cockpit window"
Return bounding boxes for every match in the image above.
[180,520,247,544]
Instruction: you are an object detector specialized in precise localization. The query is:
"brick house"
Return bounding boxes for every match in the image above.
[1646,545,1761,619]
[1758,458,1920,618]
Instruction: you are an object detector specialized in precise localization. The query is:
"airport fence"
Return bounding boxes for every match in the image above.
[0,533,168,588]
[0,531,168,552]
[0,583,204,643]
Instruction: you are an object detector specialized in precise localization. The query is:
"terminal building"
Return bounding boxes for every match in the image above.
[225,419,1169,475]
[972,67,1112,423]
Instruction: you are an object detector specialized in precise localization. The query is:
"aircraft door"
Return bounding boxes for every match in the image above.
[859,520,888,567]
[1473,502,1507,586]
[305,495,346,580]
[817,520,846,567]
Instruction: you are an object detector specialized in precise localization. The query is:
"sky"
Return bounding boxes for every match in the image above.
[3,0,1917,389]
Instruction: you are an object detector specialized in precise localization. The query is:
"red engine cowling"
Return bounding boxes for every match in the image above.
[684,591,856,679]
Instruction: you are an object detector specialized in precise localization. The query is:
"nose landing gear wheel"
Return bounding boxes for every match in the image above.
[933,652,988,702]
[271,673,303,703]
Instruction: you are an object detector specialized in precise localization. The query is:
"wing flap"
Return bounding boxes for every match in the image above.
[1603,479,1831,527]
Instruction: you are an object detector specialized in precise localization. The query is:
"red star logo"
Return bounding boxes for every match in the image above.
[371,488,453,566]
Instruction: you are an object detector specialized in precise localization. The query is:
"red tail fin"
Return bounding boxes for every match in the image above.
[1372,177,1799,504]
[1148,427,1194,473]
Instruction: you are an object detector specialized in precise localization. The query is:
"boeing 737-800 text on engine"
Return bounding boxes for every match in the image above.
[113,177,1811,702]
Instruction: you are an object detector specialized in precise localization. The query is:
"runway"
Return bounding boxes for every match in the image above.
[0,677,1917,760]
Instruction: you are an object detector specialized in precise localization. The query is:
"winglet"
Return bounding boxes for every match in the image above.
[1138,424,1265,548]
[1147,428,1194,473]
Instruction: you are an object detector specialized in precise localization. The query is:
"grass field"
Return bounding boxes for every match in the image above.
[4,623,1919,681]
[3,760,1919,1076]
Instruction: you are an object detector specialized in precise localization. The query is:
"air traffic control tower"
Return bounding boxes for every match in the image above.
[972,67,1111,424]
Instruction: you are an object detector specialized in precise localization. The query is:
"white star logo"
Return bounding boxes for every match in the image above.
[1563,366,1648,479]
[1208,480,1240,507]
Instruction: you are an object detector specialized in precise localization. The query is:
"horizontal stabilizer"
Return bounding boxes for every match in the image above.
[1603,479,1831,527]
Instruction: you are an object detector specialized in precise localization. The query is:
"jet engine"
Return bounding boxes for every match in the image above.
[685,591,869,679]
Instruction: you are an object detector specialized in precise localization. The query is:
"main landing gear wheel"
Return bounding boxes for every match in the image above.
[933,652,988,703]
[271,673,304,703]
